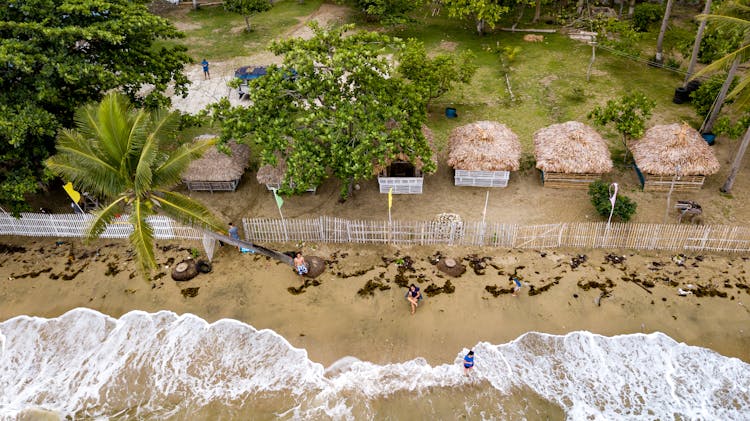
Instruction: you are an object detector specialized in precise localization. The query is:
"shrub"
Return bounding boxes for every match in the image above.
[632,3,664,32]
[588,180,637,222]
[690,75,737,117]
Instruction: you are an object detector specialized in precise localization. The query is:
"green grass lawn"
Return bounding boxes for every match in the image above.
[163,3,702,156]
[159,0,323,61]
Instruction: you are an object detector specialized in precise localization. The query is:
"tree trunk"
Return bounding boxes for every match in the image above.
[533,0,542,23]
[244,15,252,32]
[654,0,674,64]
[721,125,750,193]
[701,57,739,133]
[203,230,293,265]
[628,0,636,17]
[684,0,712,86]
[193,0,198,10]
[476,18,485,35]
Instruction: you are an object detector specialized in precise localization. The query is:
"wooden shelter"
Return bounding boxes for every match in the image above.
[256,158,317,193]
[630,123,720,192]
[377,126,437,194]
[182,137,250,192]
[533,121,613,189]
[447,121,521,187]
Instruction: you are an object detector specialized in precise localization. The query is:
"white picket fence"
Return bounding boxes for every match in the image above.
[0,213,203,240]
[243,216,750,253]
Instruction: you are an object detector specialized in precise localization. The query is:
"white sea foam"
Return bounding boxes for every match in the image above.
[1,308,748,420]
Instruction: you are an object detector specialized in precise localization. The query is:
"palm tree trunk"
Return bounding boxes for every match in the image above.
[655,0,674,64]
[684,0,712,86]
[203,230,294,265]
[721,125,750,193]
[533,0,542,23]
[628,0,636,17]
[193,0,198,10]
[244,15,252,32]
[701,57,739,133]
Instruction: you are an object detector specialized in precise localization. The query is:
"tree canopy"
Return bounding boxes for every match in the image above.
[46,93,224,276]
[0,0,190,214]
[210,23,434,199]
[223,0,272,32]
[442,0,513,34]
[397,39,478,106]
[588,91,655,158]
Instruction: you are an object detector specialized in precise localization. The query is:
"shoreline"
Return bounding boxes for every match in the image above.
[1,238,749,366]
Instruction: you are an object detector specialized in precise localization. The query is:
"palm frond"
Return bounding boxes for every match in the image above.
[85,196,128,241]
[728,73,750,107]
[129,198,157,275]
[152,137,217,188]
[152,190,226,233]
[133,111,179,196]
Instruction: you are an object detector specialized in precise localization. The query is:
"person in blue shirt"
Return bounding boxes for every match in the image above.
[512,277,523,297]
[463,350,475,375]
[201,59,210,79]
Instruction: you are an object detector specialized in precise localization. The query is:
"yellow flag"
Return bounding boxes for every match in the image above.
[388,187,393,210]
[63,182,81,204]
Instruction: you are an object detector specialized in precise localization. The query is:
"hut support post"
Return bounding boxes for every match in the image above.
[586,38,597,82]
[664,167,681,224]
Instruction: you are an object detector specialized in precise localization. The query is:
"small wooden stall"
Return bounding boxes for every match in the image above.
[256,158,317,193]
[182,137,251,192]
[447,121,520,187]
[533,121,613,189]
[630,123,720,192]
[377,126,437,194]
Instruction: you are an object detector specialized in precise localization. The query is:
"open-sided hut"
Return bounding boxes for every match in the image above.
[533,121,613,189]
[182,137,250,192]
[630,123,720,191]
[256,158,317,193]
[376,126,437,194]
[447,121,521,187]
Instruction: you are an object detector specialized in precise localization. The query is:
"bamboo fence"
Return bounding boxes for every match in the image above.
[242,216,750,253]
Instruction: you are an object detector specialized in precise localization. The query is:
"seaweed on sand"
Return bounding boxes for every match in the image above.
[287,278,322,295]
[424,280,455,297]
[357,279,391,297]
[485,284,514,297]
[181,287,200,298]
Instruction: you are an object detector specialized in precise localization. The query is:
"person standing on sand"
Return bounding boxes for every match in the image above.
[201,59,210,79]
[294,252,308,276]
[463,350,475,375]
[406,284,422,315]
[228,222,240,250]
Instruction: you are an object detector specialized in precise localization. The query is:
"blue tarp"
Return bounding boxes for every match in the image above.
[234,66,267,80]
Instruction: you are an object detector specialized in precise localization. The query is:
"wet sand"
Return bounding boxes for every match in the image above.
[1,238,749,366]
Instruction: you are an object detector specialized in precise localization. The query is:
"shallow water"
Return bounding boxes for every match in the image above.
[1,309,748,420]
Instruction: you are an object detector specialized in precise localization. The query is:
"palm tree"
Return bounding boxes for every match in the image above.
[693,2,750,193]
[655,0,675,64]
[46,93,226,275]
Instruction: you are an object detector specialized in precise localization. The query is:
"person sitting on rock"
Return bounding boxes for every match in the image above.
[293,252,308,276]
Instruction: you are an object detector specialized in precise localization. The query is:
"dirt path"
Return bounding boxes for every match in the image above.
[170,3,351,114]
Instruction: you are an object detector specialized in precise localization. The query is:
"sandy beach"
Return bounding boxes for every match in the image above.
[2,237,748,367]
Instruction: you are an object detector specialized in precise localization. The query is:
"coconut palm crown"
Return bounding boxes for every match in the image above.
[46,93,225,275]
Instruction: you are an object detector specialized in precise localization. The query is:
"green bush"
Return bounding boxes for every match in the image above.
[588,180,637,222]
[690,74,737,117]
[632,3,664,32]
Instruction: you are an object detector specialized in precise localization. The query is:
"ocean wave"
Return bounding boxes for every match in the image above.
[1,308,748,420]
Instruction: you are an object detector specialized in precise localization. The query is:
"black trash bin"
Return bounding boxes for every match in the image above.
[673,87,690,104]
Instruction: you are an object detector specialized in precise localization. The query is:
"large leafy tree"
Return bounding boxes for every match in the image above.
[223,0,272,32]
[0,0,190,214]
[397,39,478,107]
[442,0,512,35]
[355,0,424,24]
[46,93,224,275]
[211,23,434,199]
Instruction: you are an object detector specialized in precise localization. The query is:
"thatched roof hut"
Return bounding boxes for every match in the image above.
[256,158,288,186]
[630,123,720,176]
[533,121,613,174]
[182,136,251,192]
[447,121,521,171]
[374,125,438,175]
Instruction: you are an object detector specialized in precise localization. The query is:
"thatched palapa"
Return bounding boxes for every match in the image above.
[533,121,613,174]
[630,123,719,176]
[256,158,288,186]
[447,121,521,171]
[374,125,438,175]
[182,136,251,192]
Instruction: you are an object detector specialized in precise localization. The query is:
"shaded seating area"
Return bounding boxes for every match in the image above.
[447,121,520,188]
[533,121,613,189]
[630,123,720,192]
[181,136,251,192]
[377,126,437,194]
